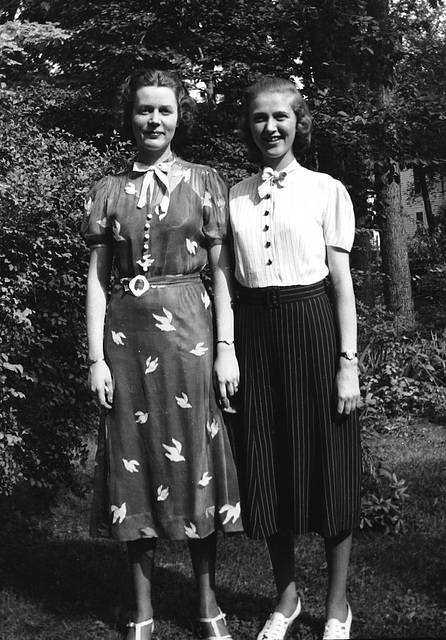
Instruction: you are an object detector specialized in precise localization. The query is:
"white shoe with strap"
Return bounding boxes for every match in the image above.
[199,608,233,639]
[257,598,302,640]
[126,618,154,640]
[323,603,352,639]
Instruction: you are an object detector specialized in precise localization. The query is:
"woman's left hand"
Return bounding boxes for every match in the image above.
[213,345,240,411]
[335,360,361,415]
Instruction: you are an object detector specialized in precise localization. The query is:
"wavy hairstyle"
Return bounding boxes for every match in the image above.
[120,69,196,148]
[239,76,313,165]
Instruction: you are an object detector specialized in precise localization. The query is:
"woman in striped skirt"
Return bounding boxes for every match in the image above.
[229,77,361,640]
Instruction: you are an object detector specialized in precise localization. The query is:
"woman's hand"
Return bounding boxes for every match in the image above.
[213,344,240,411]
[88,360,114,409]
[335,359,360,416]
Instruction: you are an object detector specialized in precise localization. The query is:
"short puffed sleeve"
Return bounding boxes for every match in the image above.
[80,176,112,247]
[201,167,230,246]
[322,177,355,252]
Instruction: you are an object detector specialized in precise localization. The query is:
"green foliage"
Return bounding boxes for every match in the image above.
[358,303,446,425]
[0,85,131,495]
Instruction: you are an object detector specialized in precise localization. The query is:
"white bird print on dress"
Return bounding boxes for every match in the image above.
[153,308,176,332]
[163,438,186,462]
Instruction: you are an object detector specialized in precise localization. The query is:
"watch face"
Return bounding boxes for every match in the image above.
[342,350,357,360]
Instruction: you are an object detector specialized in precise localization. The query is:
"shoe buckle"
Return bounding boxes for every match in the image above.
[128,275,150,297]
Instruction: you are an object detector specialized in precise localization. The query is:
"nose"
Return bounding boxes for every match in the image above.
[148,109,161,124]
[264,116,277,132]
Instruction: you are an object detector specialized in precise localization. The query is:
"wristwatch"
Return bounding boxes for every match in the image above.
[340,350,357,360]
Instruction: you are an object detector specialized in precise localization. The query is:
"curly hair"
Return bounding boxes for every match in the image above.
[239,76,313,165]
[120,69,196,148]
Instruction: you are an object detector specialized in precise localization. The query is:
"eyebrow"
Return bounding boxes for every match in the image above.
[252,110,291,117]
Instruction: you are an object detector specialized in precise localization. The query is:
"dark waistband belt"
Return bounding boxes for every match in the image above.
[235,280,326,308]
[119,273,202,297]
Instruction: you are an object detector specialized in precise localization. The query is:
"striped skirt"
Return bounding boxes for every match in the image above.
[233,281,361,540]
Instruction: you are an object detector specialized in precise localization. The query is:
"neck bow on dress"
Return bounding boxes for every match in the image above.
[133,160,174,213]
[258,167,288,199]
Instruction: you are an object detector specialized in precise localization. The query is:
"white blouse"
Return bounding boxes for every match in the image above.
[229,160,355,288]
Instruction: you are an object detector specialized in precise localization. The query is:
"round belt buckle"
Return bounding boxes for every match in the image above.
[128,275,150,297]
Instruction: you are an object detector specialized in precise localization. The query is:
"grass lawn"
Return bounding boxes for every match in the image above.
[0,419,445,639]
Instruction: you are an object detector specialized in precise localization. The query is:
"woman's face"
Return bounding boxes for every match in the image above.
[249,90,297,170]
[132,85,179,163]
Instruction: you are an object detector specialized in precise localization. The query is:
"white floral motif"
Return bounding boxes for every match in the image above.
[137,254,154,269]
[98,217,109,228]
[163,438,186,462]
[203,191,212,208]
[135,411,149,424]
[111,331,126,345]
[184,522,200,538]
[190,342,208,356]
[198,472,212,487]
[124,182,137,195]
[201,291,211,309]
[145,356,159,374]
[186,238,198,255]
[111,502,127,524]
[112,220,125,241]
[84,196,93,214]
[123,459,140,473]
[219,502,241,525]
[182,168,191,182]
[157,485,170,501]
[205,506,215,518]
[206,419,219,439]
[153,308,176,332]
[175,393,192,409]
[141,527,158,538]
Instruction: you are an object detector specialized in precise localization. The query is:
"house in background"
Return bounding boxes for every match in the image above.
[401,169,446,236]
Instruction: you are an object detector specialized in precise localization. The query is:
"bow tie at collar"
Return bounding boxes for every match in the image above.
[133,160,174,211]
[258,167,288,199]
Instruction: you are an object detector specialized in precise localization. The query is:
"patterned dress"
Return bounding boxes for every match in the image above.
[82,156,242,541]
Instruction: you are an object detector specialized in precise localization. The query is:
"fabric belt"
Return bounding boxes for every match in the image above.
[119,272,202,296]
[235,280,326,308]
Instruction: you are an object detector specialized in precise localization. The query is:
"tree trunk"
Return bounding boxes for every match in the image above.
[414,165,436,232]
[350,229,376,307]
[375,160,415,329]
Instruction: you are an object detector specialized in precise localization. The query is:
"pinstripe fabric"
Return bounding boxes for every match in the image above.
[234,285,361,540]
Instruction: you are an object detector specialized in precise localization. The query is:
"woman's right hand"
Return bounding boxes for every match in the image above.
[88,360,114,409]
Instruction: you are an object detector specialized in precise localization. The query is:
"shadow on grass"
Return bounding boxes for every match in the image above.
[0,531,296,638]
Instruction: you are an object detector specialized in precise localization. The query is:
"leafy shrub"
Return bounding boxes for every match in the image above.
[358,303,446,426]
[0,85,130,495]
[356,299,446,533]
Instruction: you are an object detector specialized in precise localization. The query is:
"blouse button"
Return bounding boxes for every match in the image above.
[144,233,150,240]
[264,211,270,216]
[265,194,271,199]
[144,243,149,250]
[263,225,269,232]
[147,214,153,220]
[265,241,271,248]
[266,259,273,266]
[144,222,150,230]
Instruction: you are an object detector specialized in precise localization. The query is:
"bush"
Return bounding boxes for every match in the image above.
[0,85,129,494]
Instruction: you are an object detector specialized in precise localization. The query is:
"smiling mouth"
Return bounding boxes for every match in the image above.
[264,136,282,143]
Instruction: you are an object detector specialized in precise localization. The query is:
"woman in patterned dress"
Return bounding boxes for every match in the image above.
[229,77,361,640]
[82,69,242,640]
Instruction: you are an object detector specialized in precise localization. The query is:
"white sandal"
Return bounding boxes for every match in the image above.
[198,608,233,639]
[126,618,154,640]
